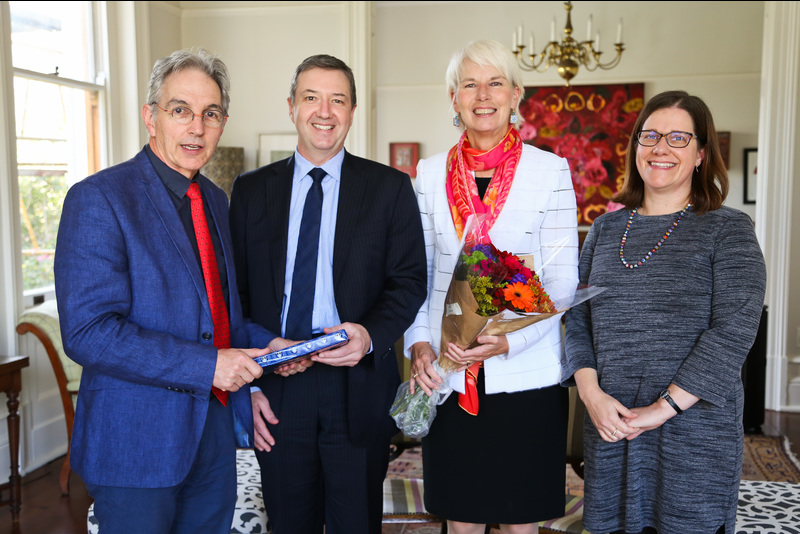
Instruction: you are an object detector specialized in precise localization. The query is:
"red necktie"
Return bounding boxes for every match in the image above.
[186,182,229,406]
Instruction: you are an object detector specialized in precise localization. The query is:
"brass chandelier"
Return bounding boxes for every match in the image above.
[511,1,625,86]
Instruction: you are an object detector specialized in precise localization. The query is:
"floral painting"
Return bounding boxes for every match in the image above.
[518,83,644,225]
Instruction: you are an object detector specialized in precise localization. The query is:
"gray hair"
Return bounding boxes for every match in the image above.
[146,48,231,115]
[289,54,356,108]
[445,40,523,119]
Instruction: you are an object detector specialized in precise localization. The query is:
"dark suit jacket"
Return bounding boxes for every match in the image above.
[229,151,427,444]
[54,149,254,488]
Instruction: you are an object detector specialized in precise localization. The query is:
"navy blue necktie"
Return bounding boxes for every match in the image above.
[285,168,326,341]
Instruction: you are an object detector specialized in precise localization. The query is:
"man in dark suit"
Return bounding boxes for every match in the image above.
[229,54,427,534]
[54,48,266,534]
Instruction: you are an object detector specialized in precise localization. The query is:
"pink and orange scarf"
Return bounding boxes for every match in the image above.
[445,126,522,415]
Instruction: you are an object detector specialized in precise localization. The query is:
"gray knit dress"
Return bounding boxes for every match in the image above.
[563,206,766,534]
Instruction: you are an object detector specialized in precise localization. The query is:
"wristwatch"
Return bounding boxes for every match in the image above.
[659,389,683,415]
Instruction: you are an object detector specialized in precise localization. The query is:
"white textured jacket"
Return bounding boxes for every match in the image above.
[403,143,580,394]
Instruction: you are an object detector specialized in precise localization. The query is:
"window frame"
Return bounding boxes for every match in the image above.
[7,0,110,307]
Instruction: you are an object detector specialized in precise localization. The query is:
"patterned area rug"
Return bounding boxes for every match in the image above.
[384,435,800,534]
[741,434,800,482]
[737,481,800,534]
[387,434,800,487]
[86,437,800,534]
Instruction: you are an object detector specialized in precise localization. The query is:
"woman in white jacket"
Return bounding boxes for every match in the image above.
[404,40,579,534]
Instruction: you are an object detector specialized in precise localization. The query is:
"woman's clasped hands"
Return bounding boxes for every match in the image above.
[581,386,641,442]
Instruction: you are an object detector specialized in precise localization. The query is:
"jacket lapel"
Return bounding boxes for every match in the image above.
[270,157,295,304]
[333,152,366,285]
[198,175,237,314]
[135,152,209,311]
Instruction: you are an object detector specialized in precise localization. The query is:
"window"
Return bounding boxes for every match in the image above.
[9,1,106,298]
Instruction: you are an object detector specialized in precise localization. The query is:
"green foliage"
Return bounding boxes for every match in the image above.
[468,274,499,316]
[18,171,67,290]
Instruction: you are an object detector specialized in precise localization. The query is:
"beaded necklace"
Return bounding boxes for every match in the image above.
[619,203,691,269]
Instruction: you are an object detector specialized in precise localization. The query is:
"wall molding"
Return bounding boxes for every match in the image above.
[757,1,800,410]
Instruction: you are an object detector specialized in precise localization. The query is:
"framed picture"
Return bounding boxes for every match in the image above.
[257,134,296,167]
[389,142,420,177]
[518,83,645,225]
[744,148,757,204]
[718,131,731,169]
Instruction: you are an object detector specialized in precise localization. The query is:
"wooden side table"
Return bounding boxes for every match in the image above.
[0,355,29,524]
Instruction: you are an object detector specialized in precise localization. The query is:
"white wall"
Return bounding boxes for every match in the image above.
[175,1,372,170]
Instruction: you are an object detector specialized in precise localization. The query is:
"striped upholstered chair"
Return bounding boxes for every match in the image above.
[17,300,81,495]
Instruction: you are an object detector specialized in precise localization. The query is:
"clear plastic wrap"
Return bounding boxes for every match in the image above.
[390,361,453,438]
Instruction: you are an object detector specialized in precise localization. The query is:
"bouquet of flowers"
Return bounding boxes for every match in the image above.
[391,214,604,438]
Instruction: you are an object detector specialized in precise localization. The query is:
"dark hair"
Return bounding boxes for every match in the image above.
[614,90,728,215]
[289,54,356,108]
[146,48,230,115]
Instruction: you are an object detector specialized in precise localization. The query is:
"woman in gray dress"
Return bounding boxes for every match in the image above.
[563,90,766,534]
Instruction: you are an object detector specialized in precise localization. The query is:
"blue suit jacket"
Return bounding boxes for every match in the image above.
[54,149,254,488]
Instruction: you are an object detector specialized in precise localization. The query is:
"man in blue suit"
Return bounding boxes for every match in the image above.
[229,54,427,534]
[54,48,266,534]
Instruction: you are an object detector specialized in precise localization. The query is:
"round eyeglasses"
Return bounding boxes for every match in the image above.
[152,103,228,128]
[636,130,700,149]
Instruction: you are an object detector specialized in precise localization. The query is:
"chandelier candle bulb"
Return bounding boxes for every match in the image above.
[518,25,523,47]
[512,31,517,49]
[587,15,593,41]
[529,34,535,53]
[551,18,556,41]
[595,31,600,51]
[617,19,623,44]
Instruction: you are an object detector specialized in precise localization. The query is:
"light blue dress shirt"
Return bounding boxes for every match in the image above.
[281,150,343,339]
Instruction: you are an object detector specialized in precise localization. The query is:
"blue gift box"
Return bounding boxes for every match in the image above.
[254,330,349,371]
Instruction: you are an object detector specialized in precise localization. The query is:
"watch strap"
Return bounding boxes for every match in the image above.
[660,389,683,415]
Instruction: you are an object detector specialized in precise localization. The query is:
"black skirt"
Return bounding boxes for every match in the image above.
[421,368,568,525]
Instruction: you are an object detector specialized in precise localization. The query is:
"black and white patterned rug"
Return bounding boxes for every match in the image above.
[736,480,800,534]
[88,449,269,534]
[87,451,800,533]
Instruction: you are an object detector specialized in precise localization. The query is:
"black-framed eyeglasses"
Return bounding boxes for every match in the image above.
[636,130,700,148]
[152,103,228,128]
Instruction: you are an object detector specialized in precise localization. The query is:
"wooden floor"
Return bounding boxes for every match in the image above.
[1,410,799,534]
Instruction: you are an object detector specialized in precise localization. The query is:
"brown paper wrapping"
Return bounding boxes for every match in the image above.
[437,254,559,374]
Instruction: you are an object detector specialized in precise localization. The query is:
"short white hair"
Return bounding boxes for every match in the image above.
[445,39,524,116]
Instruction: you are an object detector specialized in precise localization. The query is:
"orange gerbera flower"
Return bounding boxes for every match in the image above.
[503,282,535,312]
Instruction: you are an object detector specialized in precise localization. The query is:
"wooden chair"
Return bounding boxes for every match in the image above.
[16,300,81,495]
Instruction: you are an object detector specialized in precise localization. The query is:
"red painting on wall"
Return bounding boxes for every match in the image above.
[518,83,644,225]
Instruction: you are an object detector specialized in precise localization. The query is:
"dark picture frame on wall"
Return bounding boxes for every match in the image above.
[389,142,420,178]
[743,148,758,204]
[718,131,731,169]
